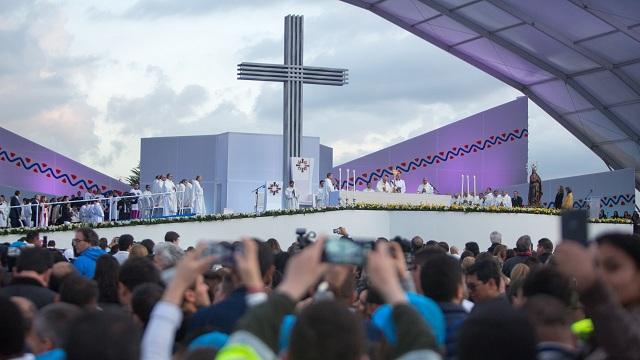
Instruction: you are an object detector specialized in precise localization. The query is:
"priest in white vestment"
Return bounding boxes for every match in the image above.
[0,196,8,228]
[141,185,153,219]
[391,172,406,193]
[376,175,393,193]
[177,180,186,214]
[108,193,118,221]
[90,201,104,224]
[192,176,206,215]
[162,174,178,216]
[484,190,495,207]
[494,190,503,207]
[184,180,194,212]
[130,184,142,219]
[417,178,434,194]
[315,180,328,208]
[152,175,163,208]
[363,183,375,192]
[502,191,512,208]
[285,180,299,210]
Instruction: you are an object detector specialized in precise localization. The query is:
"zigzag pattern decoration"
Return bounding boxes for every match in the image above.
[0,147,108,194]
[341,128,528,189]
[542,194,635,209]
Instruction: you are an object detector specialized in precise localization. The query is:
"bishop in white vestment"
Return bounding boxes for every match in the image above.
[152,176,163,208]
[177,180,186,213]
[184,181,194,212]
[484,191,495,207]
[363,183,375,192]
[285,181,299,210]
[502,191,512,208]
[417,178,434,194]
[163,175,178,216]
[392,173,406,193]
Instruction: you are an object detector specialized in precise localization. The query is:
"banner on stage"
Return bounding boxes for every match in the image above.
[264,181,283,211]
[290,157,314,206]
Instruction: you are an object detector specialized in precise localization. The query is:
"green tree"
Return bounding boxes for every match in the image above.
[126,164,140,187]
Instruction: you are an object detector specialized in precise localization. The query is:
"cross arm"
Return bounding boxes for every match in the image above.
[237,62,349,86]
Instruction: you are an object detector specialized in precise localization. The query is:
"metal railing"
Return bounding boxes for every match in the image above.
[5,190,201,228]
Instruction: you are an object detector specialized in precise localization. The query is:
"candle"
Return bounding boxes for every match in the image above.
[339,168,342,191]
[461,174,464,198]
[473,175,477,197]
[466,175,470,196]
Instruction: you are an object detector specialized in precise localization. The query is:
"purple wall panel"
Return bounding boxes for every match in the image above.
[333,97,528,194]
[0,127,128,196]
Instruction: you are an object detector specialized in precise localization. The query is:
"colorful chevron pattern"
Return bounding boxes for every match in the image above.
[542,193,635,209]
[0,147,109,193]
[340,128,528,189]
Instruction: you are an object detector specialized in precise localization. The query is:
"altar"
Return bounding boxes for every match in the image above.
[328,190,452,207]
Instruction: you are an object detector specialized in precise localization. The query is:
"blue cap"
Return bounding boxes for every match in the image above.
[187,331,229,351]
[278,314,298,352]
[372,292,446,346]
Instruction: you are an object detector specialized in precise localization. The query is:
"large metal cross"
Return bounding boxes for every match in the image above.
[238,14,348,185]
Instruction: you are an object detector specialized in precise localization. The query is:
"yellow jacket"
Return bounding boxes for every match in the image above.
[562,193,574,209]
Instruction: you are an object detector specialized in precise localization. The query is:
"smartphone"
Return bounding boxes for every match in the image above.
[322,237,374,266]
[561,209,588,246]
[201,242,237,267]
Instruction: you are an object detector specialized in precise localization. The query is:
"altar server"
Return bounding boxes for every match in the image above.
[417,177,434,194]
[285,180,299,210]
[192,176,206,215]
[376,175,393,193]
[392,172,406,193]
[316,180,328,208]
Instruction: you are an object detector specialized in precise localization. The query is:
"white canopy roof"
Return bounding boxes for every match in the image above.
[342,0,640,190]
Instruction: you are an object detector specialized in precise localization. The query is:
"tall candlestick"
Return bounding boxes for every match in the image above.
[461,174,464,198]
[466,175,470,196]
[339,168,342,191]
[473,175,477,197]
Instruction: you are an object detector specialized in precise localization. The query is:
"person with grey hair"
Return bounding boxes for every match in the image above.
[152,242,184,270]
[30,303,81,355]
[488,231,502,253]
[502,235,533,277]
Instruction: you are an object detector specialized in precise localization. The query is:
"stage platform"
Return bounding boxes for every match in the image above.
[0,209,631,251]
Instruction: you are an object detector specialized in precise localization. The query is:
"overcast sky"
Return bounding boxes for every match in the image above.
[2,0,610,183]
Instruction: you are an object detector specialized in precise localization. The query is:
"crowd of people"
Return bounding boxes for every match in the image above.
[0,174,207,229]
[0,226,638,360]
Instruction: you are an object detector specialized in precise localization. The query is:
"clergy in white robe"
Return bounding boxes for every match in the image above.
[494,191,503,207]
[315,180,328,208]
[162,175,178,216]
[392,173,406,193]
[285,181,299,210]
[184,181,194,212]
[83,191,93,200]
[108,194,118,221]
[502,192,512,208]
[90,201,104,224]
[417,178,434,194]
[376,176,393,193]
[363,183,375,192]
[484,192,495,207]
[0,197,8,228]
[130,185,142,219]
[192,176,206,215]
[141,185,153,218]
[177,181,186,213]
[21,200,32,227]
[152,176,163,208]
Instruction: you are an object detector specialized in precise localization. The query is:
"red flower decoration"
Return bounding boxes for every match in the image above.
[42,162,48,168]
[33,169,38,173]
[101,186,107,190]
[449,156,454,160]
[79,185,84,190]
[464,144,469,148]
[476,140,482,145]
[25,157,31,163]
[427,156,432,160]
[61,178,67,184]
[88,180,93,185]
[439,152,444,156]
[0,157,4,161]
[501,133,506,137]
[46,173,51,178]
[412,166,416,170]
[16,162,21,167]
[436,160,440,164]
[10,152,15,157]
[514,129,520,133]
[71,174,77,180]
[55,169,61,174]
[490,136,495,140]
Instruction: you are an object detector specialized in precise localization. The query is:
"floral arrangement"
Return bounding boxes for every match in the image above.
[0,203,631,236]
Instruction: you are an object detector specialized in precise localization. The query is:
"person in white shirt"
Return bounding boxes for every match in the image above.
[83,191,93,201]
[315,180,328,208]
[113,235,133,265]
[376,175,393,193]
[163,174,178,216]
[392,172,406,193]
[184,180,194,213]
[130,184,142,219]
[417,177,434,194]
[324,173,335,192]
[363,183,375,192]
[502,191,512,208]
[21,198,32,227]
[176,180,186,214]
[108,192,118,221]
[152,175,162,209]
[285,180,299,210]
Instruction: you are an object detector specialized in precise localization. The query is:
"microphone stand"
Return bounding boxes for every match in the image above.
[251,184,266,214]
